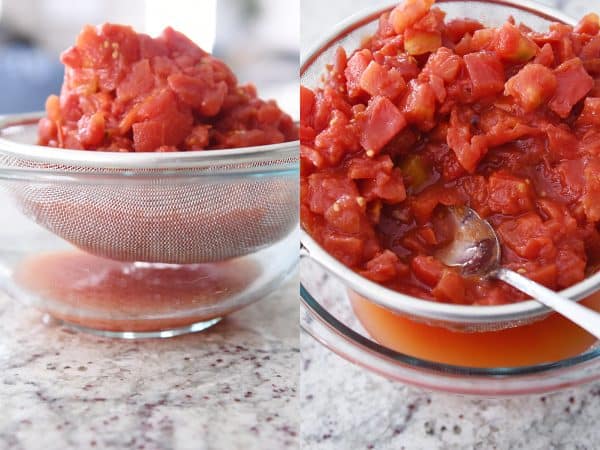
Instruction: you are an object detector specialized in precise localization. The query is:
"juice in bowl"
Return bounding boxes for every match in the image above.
[300,0,600,377]
[0,23,299,337]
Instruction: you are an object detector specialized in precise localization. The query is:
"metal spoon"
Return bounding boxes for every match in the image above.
[435,205,600,339]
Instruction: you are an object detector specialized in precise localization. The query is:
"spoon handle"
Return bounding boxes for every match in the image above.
[495,268,600,340]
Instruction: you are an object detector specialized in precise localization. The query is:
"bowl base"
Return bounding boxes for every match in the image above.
[44,313,223,339]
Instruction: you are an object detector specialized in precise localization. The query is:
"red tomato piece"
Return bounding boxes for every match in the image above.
[359,61,406,99]
[549,58,594,118]
[488,171,534,215]
[389,0,435,34]
[359,96,407,154]
[494,22,538,63]
[463,51,505,99]
[504,64,557,112]
[345,49,372,98]
[402,80,436,130]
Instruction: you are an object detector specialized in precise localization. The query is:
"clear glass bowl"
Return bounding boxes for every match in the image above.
[0,114,299,338]
[300,0,600,394]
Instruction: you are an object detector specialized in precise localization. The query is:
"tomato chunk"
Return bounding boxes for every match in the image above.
[505,64,557,112]
[359,96,407,154]
[359,61,406,99]
[549,58,594,118]
[463,51,505,99]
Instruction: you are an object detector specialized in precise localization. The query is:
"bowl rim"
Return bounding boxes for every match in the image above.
[0,112,299,172]
[299,0,600,326]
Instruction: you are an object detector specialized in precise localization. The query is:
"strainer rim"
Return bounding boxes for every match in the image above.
[0,112,299,171]
[299,1,600,326]
[302,232,600,325]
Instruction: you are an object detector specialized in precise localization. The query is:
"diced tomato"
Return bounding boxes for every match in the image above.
[116,59,154,102]
[411,255,444,287]
[323,234,365,267]
[359,61,406,99]
[444,18,484,43]
[432,270,467,304]
[360,250,403,283]
[411,184,463,224]
[556,245,586,287]
[497,213,555,260]
[314,110,359,165]
[576,97,600,127]
[582,158,600,221]
[43,23,297,152]
[358,96,407,154]
[543,124,579,160]
[345,49,372,98]
[504,64,557,112]
[463,51,505,99]
[77,112,105,148]
[404,29,442,55]
[488,171,534,215]
[348,155,394,179]
[575,13,600,35]
[423,47,462,83]
[533,43,555,67]
[470,28,496,52]
[389,0,435,34]
[307,172,359,215]
[402,80,436,130]
[300,85,316,125]
[494,22,538,63]
[324,195,366,234]
[360,168,407,204]
[446,106,487,173]
[549,58,594,118]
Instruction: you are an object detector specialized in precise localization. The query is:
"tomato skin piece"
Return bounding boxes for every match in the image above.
[359,96,407,154]
[549,58,594,118]
[463,51,505,99]
[505,64,557,112]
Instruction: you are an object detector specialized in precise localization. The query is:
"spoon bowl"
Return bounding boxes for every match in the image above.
[435,206,600,339]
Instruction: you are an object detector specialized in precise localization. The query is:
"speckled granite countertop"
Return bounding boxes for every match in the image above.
[0,273,298,450]
[300,0,600,449]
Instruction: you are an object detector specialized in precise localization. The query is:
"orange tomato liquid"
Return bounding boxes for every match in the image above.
[14,251,260,332]
[350,291,600,368]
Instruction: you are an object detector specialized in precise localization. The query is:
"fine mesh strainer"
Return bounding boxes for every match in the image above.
[300,0,600,333]
[0,113,299,265]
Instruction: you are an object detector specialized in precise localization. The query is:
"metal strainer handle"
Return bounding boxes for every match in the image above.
[496,268,600,340]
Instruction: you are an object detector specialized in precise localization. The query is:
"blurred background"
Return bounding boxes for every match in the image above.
[0,0,299,118]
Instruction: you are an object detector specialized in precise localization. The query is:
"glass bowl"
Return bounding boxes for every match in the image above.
[0,113,299,338]
[300,0,600,394]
